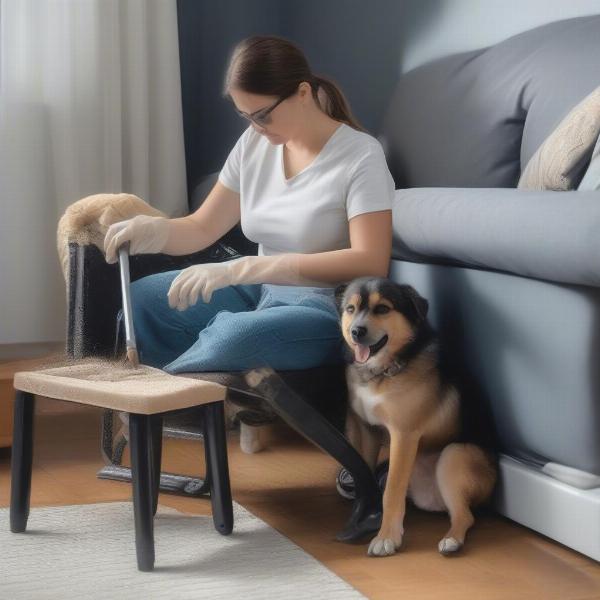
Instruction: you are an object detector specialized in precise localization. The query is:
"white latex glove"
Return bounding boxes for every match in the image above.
[167,254,327,311]
[103,214,171,264]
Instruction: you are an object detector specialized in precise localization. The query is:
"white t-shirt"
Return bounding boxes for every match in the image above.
[218,122,395,257]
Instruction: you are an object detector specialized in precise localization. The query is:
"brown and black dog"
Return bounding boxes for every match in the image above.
[334,276,498,557]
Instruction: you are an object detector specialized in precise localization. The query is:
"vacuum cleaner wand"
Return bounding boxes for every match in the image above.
[118,242,140,368]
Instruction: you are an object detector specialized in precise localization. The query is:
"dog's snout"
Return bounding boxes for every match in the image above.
[351,325,368,341]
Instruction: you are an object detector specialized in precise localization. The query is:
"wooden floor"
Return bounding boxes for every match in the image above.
[1,398,600,599]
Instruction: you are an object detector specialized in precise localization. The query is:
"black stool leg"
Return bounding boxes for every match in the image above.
[10,390,35,533]
[129,413,155,571]
[203,402,233,535]
[244,370,382,542]
[150,415,163,517]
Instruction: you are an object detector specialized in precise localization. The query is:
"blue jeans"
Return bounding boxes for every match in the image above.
[129,270,346,373]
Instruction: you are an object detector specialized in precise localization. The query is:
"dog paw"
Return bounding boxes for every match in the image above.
[438,537,463,555]
[367,532,403,557]
[244,367,276,389]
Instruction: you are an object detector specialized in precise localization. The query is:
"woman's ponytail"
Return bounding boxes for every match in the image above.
[312,75,367,133]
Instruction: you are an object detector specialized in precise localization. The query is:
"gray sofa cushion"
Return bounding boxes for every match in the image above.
[392,187,600,287]
[381,15,600,189]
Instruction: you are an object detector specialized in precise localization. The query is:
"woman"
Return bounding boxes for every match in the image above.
[103,35,394,374]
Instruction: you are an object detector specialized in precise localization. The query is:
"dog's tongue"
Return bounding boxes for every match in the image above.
[354,343,370,363]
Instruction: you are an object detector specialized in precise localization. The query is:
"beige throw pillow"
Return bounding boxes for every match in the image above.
[518,85,600,190]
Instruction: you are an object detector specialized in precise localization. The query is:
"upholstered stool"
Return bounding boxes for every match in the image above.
[10,358,230,572]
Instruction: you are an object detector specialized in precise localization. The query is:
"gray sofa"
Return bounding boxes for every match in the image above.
[379,15,600,561]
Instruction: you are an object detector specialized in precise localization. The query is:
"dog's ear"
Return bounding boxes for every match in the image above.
[398,284,428,322]
[334,283,348,313]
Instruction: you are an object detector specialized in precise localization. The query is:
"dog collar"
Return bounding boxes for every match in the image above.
[354,358,408,383]
[381,359,407,377]
[378,340,437,378]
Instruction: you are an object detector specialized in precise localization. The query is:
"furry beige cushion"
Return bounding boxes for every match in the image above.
[518,86,600,190]
[56,192,167,297]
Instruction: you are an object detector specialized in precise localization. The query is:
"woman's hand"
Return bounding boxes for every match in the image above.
[167,262,234,310]
[167,254,327,311]
[104,215,170,263]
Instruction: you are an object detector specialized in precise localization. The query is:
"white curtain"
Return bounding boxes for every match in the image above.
[0,0,188,354]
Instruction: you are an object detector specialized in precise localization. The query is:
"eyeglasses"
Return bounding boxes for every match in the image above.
[232,91,294,127]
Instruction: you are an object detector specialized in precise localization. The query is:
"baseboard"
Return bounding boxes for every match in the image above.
[492,453,600,562]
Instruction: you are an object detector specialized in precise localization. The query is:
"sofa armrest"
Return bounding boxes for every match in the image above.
[66,240,244,359]
[392,187,600,287]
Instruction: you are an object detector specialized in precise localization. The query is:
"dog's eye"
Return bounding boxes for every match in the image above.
[345,305,355,313]
[373,304,390,314]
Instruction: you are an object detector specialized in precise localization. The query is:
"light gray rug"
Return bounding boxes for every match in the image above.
[1,501,365,599]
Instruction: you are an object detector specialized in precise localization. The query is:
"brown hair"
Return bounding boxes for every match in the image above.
[222,35,367,133]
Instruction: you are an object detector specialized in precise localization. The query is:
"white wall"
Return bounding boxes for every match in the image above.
[400,0,600,73]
